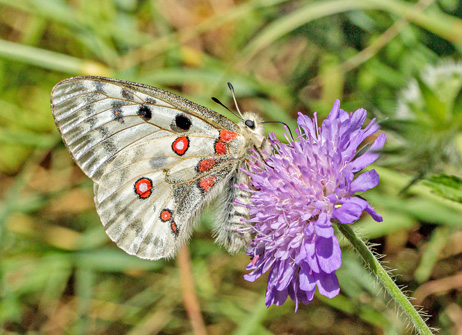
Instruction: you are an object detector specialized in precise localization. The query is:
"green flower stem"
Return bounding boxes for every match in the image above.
[336,222,433,335]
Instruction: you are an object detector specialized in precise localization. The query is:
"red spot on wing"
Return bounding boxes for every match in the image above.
[215,140,227,155]
[220,130,238,143]
[198,158,217,172]
[199,176,217,193]
[160,210,179,237]
[171,221,179,236]
[172,136,189,156]
[134,177,153,199]
[160,209,172,222]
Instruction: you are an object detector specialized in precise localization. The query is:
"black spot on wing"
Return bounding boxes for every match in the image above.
[170,114,192,132]
[175,114,192,130]
[138,105,152,121]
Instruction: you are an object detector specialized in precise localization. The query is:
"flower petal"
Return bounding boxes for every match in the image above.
[350,108,367,131]
[295,241,307,263]
[299,262,316,291]
[365,202,383,222]
[327,99,341,121]
[332,197,367,224]
[314,212,334,238]
[289,276,315,311]
[351,133,386,172]
[351,169,380,193]
[297,112,316,137]
[315,224,334,238]
[265,286,289,307]
[276,262,295,290]
[315,236,342,273]
[316,272,340,298]
[304,241,320,273]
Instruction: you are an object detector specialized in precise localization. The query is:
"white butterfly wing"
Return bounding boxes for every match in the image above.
[51,76,237,181]
[51,76,246,259]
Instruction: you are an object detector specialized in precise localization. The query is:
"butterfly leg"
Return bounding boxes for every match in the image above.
[213,169,252,254]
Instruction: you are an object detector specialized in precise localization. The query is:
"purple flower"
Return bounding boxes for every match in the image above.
[238,100,386,309]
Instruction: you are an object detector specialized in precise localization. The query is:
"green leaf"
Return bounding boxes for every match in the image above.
[421,174,462,203]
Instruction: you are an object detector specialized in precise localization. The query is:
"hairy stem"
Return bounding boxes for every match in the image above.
[336,222,433,335]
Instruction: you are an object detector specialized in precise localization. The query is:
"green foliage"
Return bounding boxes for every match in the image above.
[1,0,462,334]
[422,174,462,203]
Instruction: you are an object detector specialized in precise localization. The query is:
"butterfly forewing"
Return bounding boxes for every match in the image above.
[51,76,251,260]
[51,77,237,181]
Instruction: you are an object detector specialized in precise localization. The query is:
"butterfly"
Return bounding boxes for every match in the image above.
[51,76,269,260]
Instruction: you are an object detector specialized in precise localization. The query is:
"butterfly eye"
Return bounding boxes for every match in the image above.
[245,120,255,129]
[175,114,192,131]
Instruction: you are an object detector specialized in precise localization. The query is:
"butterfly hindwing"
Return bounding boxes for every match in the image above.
[94,141,238,259]
[51,76,250,260]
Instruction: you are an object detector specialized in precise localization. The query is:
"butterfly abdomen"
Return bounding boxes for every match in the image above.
[213,165,252,254]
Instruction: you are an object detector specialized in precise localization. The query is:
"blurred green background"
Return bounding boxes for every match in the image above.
[1,0,462,334]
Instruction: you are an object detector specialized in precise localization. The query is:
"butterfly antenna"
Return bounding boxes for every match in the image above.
[227,82,245,119]
[261,120,294,141]
[211,97,244,121]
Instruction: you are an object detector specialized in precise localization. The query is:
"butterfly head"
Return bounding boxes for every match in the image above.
[242,112,263,132]
[239,112,267,149]
[212,83,268,150]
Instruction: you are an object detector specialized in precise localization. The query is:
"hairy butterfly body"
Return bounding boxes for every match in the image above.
[51,76,268,260]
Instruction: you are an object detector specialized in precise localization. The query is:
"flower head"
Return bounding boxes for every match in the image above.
[239,100,386,309]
